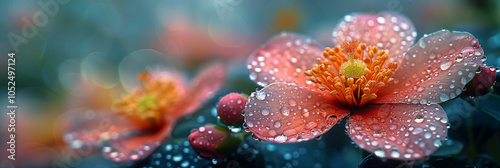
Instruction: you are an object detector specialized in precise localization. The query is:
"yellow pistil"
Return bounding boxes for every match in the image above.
[112,71,179,127]
[305,39,398,107]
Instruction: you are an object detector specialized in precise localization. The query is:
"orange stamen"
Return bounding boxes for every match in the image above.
[340,39,360,54]
[305,39,398,107]
[112,70,179,127]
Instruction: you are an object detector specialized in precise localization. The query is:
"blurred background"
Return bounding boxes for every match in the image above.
[1,0,500,167]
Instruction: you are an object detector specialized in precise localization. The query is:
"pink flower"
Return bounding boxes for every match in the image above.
[59,62,226,163]
[243,12,485,160]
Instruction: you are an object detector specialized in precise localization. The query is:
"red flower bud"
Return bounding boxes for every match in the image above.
[464,65,497,96]
[217,93,247,125]
[188,125,242,159]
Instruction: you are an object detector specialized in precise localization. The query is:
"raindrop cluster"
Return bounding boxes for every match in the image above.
[347,104,448,160]
[247,32,325,87]
[382,30,484,104]
[243,83,349,143]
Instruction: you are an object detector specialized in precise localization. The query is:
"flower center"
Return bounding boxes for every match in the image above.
[112,71,179,127]
[305,39,398,107]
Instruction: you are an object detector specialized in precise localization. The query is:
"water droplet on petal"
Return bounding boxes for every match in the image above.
[440,61,452,70]
[439,93,449,102]
[460,77,467,84]
[417,87,424,92]
[281,107,290,116]
[256,91,266,100]
[390,151,400,158]
[275,134,287,143]
[249,72,257,80]
[414,115,424,123]
[261,108,270,116]
[424,132,432,139]
[305,121,318,130]
[374,150,385,158]
[389,124,397,130]
[274,121,282,128]
[412,127,423,135]
[419,40,427,48]
[433,139,442,147]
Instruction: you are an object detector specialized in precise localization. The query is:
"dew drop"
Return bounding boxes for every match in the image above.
[246,121,254,127]
[305,121,318,130]
[412,127,423,135]
[439,93,449,102]
[377,17,386,24]
[249,72,257,80]
[275,134,287,143]
[417,87,424,92]
[468,72,475,78]
[455,56,463,62]
[429,125,436,131]
[199,126,206,132]
[460,77,467,84]
[284,129,298,136]
[274,121,282,128]
[481,55,487,62]
[256,91,266,100]
[389,124,397,130]
[440,117,448,124]
[440,61,452,70]
[419,40,427,48]
[429,53,436,59]
[261,108,270,116]
[374,150,386,158]
[281,107,290,116]
[373,130,383,138]
[288,99,297,106]
[424,132,432,139]
[414,115,424,123]
[129,154,139,160]
[390,151,400,158]
[433,139,442,147]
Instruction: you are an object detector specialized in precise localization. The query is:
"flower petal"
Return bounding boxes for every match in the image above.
[374,30,484,104]
[102,120,173,163]
[56,109,141,149]
[243,82,350,143]
[347,104,448,160]
[247,32,325,87]
[170,62,227,119]
[333,12,416,65]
